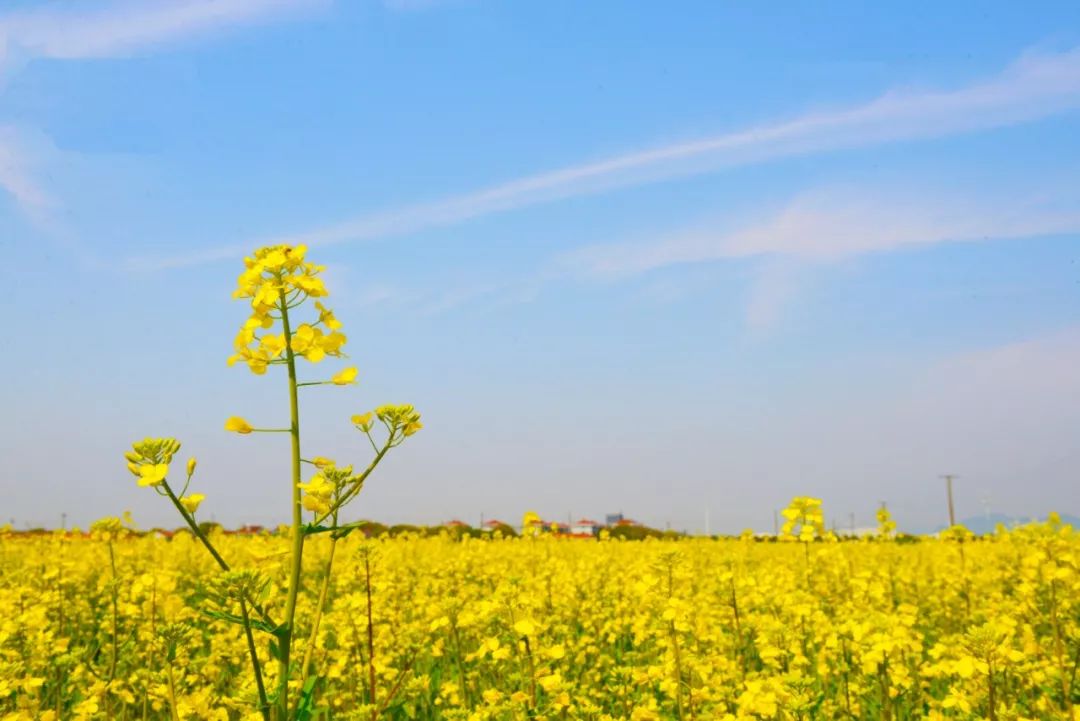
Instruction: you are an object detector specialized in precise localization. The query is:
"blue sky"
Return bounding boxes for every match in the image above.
[3,0,1080,533]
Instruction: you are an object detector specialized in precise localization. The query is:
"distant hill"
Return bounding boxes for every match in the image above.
[930,513,1080,536]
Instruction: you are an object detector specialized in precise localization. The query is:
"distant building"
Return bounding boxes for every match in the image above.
[481,519,508,532]
[605,513,624,526]
[224,525,265,536]
[444,519,470,529]
[571,518,602,536]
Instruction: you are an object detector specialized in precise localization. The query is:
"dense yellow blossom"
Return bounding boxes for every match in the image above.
[5,520,1079,719]
[227,245,350,373]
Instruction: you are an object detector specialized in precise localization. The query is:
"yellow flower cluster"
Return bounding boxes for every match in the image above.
[876,505,897,537]
[5,518,1080,720]
[123,438,181,488]
[780,495,828,542]
[227,245,348,374]
[125,439,205,518]
[374,403,423,437]
[297,463,357,515]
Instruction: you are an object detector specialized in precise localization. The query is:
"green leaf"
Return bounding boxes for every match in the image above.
[203,608,280,635]
[203,609,246,627]
[294,675,320,721]
[330,525,358,540]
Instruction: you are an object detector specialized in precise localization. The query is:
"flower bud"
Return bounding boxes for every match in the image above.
[186,457,197,476]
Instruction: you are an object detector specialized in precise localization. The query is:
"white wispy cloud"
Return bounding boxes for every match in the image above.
[0,0,325,217]
[126,44,1080,270]
[569,185,1080,277]
[563,182,1080,331]
[0,0,323,67]
[0,126,51,217]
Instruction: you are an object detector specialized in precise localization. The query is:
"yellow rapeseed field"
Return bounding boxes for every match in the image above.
[2,521,1079,720]
[5,246,1074,720]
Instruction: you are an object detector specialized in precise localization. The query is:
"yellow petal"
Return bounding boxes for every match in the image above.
[332,367,358,385]
[136,464,169,487]
[224,416,253,434]
[180,493,205,514]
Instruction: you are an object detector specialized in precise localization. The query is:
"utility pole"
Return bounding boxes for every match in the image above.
[61,512,67,531]
[849,512,855,534]
[773,509,779,536]
[941,474,958,527]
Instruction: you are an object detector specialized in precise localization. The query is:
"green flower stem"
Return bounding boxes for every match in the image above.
[363,550,377,709]
[240,599,271,721]
[166,664,181,721]
[178,470,193,499]
[277,293,306,720]
[160,481,275,624]
[159,479,271,720]
[309,434,395,528]
[160,481,229,570]
[299,526,338,689]
[107,540,119,681]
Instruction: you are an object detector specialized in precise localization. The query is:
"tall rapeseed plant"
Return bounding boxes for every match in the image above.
[125,244,421,720]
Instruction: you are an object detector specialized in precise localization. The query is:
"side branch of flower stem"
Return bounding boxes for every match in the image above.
[310,435,396,529]
[240,599,271,720]
[160,480,271,720]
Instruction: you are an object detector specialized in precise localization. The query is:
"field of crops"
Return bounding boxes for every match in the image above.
[2,522,1079,721]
